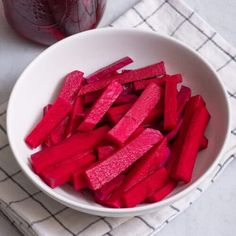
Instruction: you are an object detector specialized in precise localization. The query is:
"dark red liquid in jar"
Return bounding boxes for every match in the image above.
[3,0,106,45]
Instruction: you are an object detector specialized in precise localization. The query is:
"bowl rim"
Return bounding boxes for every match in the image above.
[7,27,231,216]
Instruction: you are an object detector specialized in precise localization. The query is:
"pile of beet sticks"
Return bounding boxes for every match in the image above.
[25,56,210,208]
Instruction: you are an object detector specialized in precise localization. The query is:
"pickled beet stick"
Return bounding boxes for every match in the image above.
[164,77,178,131]
[122,137,168,191]
[133,74,182,91]
[78,81,123,131]
[79,61,166,95]
[86,56,133,83]
[85,128,163,190]
[25,71,84,148]
[31,125,109,174]
[41,152,96,188]
[108,83,163,145]
[146,180,177,203]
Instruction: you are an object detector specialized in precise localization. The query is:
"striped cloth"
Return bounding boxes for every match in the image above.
[1,0,236,235]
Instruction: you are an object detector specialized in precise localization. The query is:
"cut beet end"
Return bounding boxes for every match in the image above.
[59,70,84,103]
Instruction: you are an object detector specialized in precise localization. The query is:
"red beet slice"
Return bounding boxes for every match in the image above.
[154,138,171,168]
[42,104,53,148]
[31,125,109,174]
[164,86,191,141]
[78,81,123,131]
[72,166,90,190]
[200,136,208,150]
[79,61,166,95]
[25,71,84,148]
[185,95,206,115]
[133,74,182,91]
[146,180,177,203]
[94,175,125,204]
[177,85,191,120]
[86,56,133,83]
[43,104,69,145]
[167,95,206,172]
[25,98,72,149]
[97,145,116,160]
[66,96,84,136]
[134,77,163,91]
[58,70,84,103]
[50,118,69,144]
[109,168,169,208]
[166,118,183,142]
[122,137,169,191]
[84,85,133,106]
[114,94,138,105]
[108,83,163,145]
[170,100,210,183]
[123,168,169,207]
[85,128,163,190]
[107,103,133,125]
[164,77,178,130]
[41,152,96,188]
[84,92,101,105]
[142,106,163,125]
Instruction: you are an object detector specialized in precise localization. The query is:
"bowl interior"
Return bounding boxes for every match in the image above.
[7,29,229,217]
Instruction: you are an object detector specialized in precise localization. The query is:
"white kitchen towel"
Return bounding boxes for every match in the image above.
[0,0,236,235]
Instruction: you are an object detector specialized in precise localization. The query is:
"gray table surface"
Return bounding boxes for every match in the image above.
[0,0,236,235]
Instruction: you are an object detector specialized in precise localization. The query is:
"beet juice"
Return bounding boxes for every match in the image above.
[3,0,106,45]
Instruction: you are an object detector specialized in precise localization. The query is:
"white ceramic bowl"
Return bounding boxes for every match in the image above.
[7,28,230,217]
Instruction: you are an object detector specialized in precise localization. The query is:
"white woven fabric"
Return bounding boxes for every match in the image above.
[0,0,236,235]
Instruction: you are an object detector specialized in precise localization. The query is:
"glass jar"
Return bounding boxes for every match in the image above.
[2,0,106,45]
